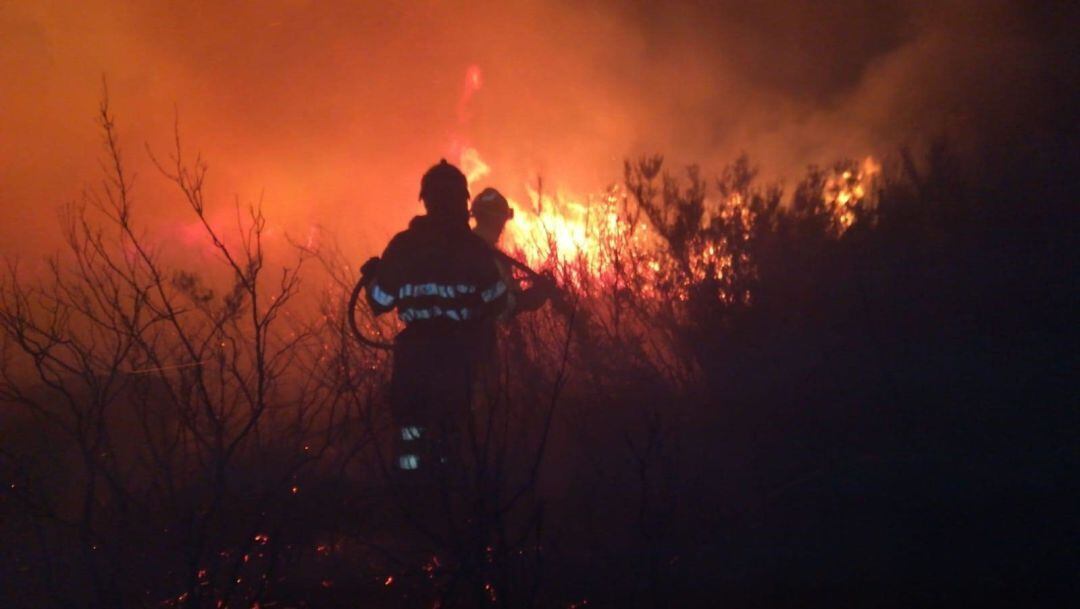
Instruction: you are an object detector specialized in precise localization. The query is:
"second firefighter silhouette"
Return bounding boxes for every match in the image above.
[362,160,548,472]
[471,187,553,315]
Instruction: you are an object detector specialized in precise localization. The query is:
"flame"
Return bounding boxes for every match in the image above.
[507,190,603,267]
[460,145,881,296]
[452,64,636,277]
[823,156,881,235]
[452,67,879,295]
[459,146,491,184]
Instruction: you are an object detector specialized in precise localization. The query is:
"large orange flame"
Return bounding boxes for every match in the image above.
[454,66,879,293]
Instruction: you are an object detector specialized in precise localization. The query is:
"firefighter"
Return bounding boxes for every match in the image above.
[470,187,554,315]
[360,160,509,474]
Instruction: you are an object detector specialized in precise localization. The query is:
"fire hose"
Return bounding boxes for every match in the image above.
[347,274,394,351]
[346,248,558,351]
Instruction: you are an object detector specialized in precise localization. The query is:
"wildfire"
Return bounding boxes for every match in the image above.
[450,64,633,274]
[461,145,880,290]
[823,156,881,234]
[503,185,634,275]
[453,66,880,293]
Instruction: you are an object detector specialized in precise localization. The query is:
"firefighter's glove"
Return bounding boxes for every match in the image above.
[360,256,381,281]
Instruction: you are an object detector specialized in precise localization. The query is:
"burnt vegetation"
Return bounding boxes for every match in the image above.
[1,98,1075,609]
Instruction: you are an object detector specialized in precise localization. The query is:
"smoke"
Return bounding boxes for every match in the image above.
[1,0,1073,260]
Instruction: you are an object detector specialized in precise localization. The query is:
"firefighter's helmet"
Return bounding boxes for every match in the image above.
[471,187,514,223]
[419,159,469,216]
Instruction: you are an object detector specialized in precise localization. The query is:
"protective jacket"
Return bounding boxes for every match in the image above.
[365,214,508,470]
[366,214,508,325]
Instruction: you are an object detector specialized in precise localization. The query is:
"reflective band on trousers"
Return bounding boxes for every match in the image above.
[398,454,419,470]
[401,426,423,441]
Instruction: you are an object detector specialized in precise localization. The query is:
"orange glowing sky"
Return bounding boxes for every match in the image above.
[1,1,1071,262]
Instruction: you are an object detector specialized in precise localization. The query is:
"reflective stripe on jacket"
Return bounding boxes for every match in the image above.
[365,214,508,324]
